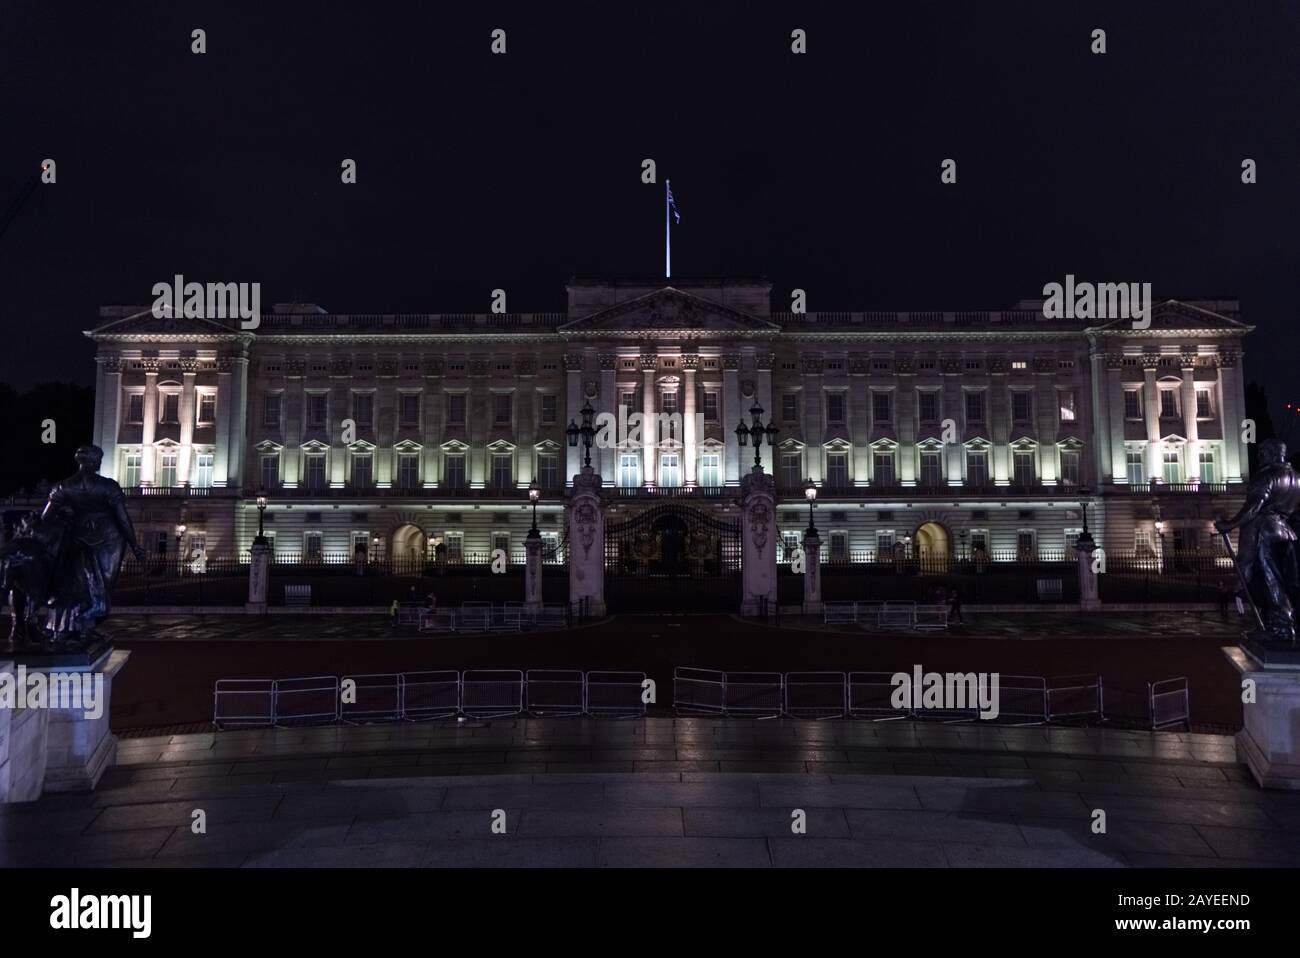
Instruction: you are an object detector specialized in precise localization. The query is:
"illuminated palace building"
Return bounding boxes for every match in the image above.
[85,278,1250,566]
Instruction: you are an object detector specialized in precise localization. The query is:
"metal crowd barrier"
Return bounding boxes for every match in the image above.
[724,672,784,717]
[526,669,586,716]
[273,675,341,727]
[848,671,911,721]
[823,602,857,625]
[402,670,460,721]
[783,672,847,720]
[418,610,457,633]
[213,679,274,729]
[461,669,525,718]
[1149,677,1190,730]
[912,605,950,632]
[879,601,917,630]
[1047,674,1105,723]
[341,673,404,724]
[539,603,569,627]
[985,674,1047,725]
[395,603,423,626]
[459,602,492,632]
[673,667,726,714]
[584,671,647,717]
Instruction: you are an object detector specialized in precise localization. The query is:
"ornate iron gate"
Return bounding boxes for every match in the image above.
[604,503,742,613]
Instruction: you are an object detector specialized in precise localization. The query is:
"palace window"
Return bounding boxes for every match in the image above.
[1060,449,1081,486]
[537,454,559,489]
[123,452,141,487]
[398,453,419,490]
[352,393,374,427]
[399,394,420,427]
[826,452,849,488]
[1013,449,1036,487]
[446,394,466,426]
[260,452,279,490]
[1012,390,1033,423]
[871,392,891,424]
[490,453,513,489]
[352,454,372,489]
[699,453,721,488]
[702,390,719,422]
[872,449,896,487]
[618,453,641,489]
[493,393,513,426]
[1121,389,1141,421]
[193,453,214,488]
[444,454,466,489]
[307,393,328,428]
[1162,447,1183,484]
[158,453,178,488]
[782,393,799,423]
[1159,389,1179,419]
[1058,389,1076,423]
[197,393,216,425]
[659,453,681,488]
[160,393,180,424]
[1196,389,1214,419]
[125,393,144,424]
[305,455,326,491]
[826,392,846,425]
[920,450,943,488]
[541,394,558,425]
[780,452,802,490]
[966,449,987,487]
[965,391,985,423]
[1126,449,1146,486]
[918,391,939,423]
[1199,447,1219,483]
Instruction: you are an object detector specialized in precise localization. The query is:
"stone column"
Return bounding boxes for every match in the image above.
[802,528,823,616]
[641,355,657,487]
[140,368,159,485]
[564,353,584,485]
[567,468,605,616]
[1143,358,1161,481]
[1219,351,1245,482]
[225,351,249,492]
[756,350,774,475]
[524,528,543,617]
[97,358,124,481]
[1076,530,1101,611]
[739,465,778,615]
[599,353,617,481]
[178,365,197,485]
[247,539,271,614]
[683,355,698,485]
[1181,358,1200,483]
[723,353,741,484]
[214,361,233,487]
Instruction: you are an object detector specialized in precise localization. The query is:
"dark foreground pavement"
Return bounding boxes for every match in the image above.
[4,718,1296,868]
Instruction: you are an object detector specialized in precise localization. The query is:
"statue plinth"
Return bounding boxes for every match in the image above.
[4,638,113,671]
[1224,645,1300,789]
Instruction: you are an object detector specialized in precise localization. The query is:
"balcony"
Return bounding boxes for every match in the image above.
[1118,482,1236,495]
[610,485,731,498]
[125,486,213,497]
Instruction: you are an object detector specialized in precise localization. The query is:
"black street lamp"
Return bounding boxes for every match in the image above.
[735,400,777,469]
[804,478,818,536]
[254,489,269,546]
[567,400,597,468]
[528,480,541,538]
[176,523,186,573]
[1077,486,1094,545]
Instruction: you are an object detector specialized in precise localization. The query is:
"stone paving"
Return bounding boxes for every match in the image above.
[3,718,1297,867]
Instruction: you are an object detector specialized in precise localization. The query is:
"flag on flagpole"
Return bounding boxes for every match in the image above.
[667,182,681,224]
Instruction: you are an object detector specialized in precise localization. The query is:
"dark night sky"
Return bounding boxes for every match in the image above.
[2,1,1298,417]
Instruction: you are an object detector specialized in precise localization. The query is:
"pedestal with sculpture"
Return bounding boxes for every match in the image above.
[567,467,606,618]
[1215,440,1300,788]
[0,444,139,800]
[739,465,778,616]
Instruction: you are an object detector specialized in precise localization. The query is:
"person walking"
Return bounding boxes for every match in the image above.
[1216,579,1231,619]
[948,587,964,625]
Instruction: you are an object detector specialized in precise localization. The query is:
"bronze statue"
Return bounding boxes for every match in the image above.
[1216,439,1300,645]
[0,444,145,651]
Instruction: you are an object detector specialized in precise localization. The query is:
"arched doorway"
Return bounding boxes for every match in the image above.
[392,523,427,567]
[914,521,951,572]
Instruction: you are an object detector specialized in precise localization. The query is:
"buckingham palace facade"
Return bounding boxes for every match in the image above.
[83,278,1250,567]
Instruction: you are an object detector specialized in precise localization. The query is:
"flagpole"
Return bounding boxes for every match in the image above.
[665,179,671,278]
